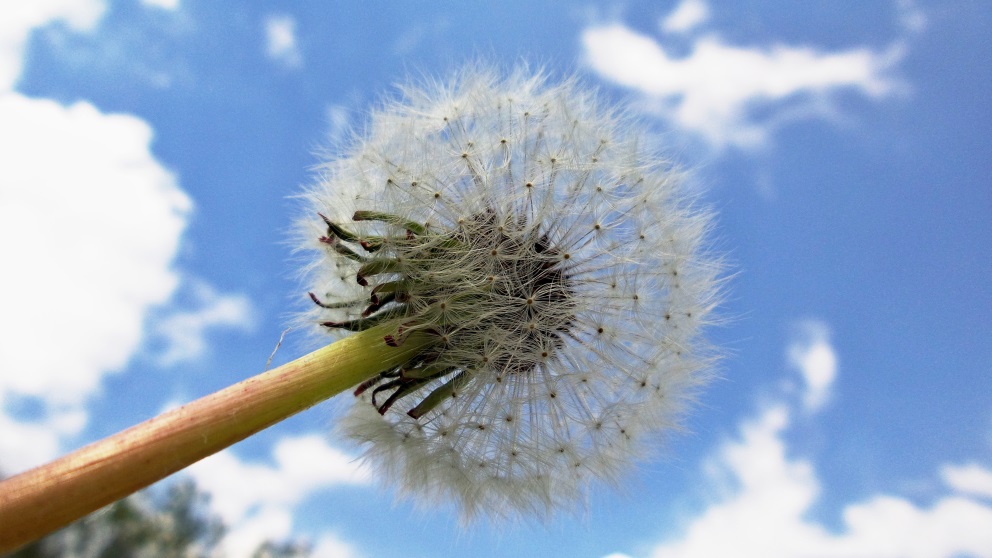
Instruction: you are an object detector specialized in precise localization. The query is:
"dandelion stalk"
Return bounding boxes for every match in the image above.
[0,324,432,553]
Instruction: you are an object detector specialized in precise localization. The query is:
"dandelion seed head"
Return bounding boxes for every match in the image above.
[297,66,722,521]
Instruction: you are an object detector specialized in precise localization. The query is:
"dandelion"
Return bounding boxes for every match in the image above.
[299,66,722,519]
[0,66,721,551]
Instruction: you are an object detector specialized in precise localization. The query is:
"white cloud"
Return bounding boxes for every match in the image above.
[0,93,191,472]
[660,0,709,34]
[582,10,905,150]
[264,14,301,68]
[312,533,360,558]
[644,406,829,557]
[228,506,294,557]
[324,104,352,146]
[787,320,837,413]
[0,0,106,91]
[0,5,252,476]
[897,0,927,34]
[0,403,85,474]
[141,0,180,10]
[187,434,369,556]
[604,321,992,558]
[153,280,254,366]
[941,463,992,500]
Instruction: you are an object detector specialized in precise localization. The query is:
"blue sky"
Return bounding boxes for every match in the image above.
[1,1,990,556]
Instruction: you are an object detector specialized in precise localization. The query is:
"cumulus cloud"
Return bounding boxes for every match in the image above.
[0,4,253,476]
[0,93,190,472]
[660,0,709,34]
[187,434,369,557]
[582,5,907,150]
[264,14,302,68]
[603,320,992,558]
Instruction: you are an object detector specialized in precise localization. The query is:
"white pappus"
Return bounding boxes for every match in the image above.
[296,66,723,521]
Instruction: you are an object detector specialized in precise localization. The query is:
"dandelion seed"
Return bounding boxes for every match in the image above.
[297,66,722,521]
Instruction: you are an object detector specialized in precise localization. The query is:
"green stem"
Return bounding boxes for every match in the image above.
[0,324,432,553]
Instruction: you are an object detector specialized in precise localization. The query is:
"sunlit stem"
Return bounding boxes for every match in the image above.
[0,324,433,553]
[385,319,439,347]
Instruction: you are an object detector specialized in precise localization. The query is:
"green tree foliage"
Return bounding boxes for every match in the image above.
[4,480,310,558]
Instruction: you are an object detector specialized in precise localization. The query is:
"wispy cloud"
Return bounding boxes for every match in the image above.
[264,14,302,68]
[391,17,452,56]
[141,0,180,10]
[581,2,908,151]
[604,320,992,558]
[324,104,352,147]
[152,280,254,366]
[0,0,105,91]
[787,320,837,413]
[187,434,369,556]
[941,463,992,500]
[896,0,927,34]
[659,0,709,34]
